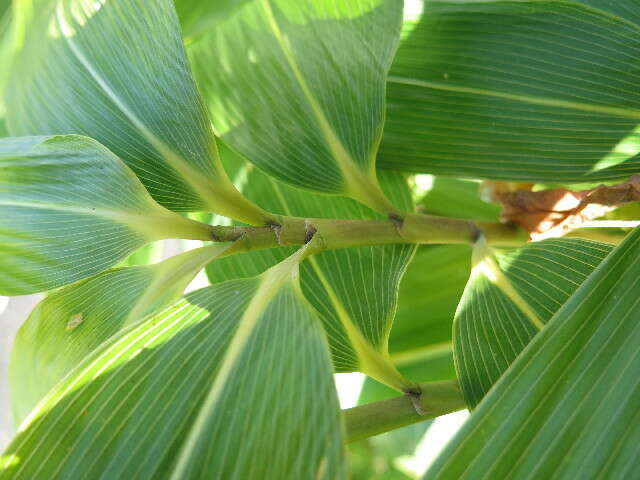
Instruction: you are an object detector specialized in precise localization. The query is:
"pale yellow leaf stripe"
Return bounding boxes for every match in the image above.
[169,244,310,478]
[387,76,640,120]
[470,237,544,331]
[260,0,396,214]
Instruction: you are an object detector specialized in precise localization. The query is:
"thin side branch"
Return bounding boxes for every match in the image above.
[342,380,466,443]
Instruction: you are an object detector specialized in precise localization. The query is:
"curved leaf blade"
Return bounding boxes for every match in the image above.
[187,0,403,212]
[357,176,498,401]
[9,245,230,424]
[455,238,612,407]
[380,1,640,182]
[425,227,640,479]
[1,259,346,479]
[7,0,267,222]
[0,135,212,295]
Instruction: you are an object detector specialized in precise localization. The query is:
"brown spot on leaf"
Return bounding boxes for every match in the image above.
[66,313,84,331]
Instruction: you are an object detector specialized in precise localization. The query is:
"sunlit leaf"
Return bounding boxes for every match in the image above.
[187,0,404,213]
[10,245,231,424]
[455,237,612,407]
[425,227,640,479]
[1,252,346,479]
[380,0,640,182]
[0,135,213,295]
[7,0,268,223]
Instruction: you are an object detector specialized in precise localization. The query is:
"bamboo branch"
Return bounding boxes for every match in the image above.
[205,214,527,253]
[342,380,466,443]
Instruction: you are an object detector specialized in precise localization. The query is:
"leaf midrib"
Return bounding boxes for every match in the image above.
[388,76,640,120]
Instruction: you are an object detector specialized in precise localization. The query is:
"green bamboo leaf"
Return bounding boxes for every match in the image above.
[175,0,248,38]
[418,178,501,222]
[6,0,268,223]
[187,0,404,213]
[205,150,416,389]
[390,245,469,372]
[0,0,13,125]
[9,245,231,424]
[380,1,640,182]
[0,251,346,479]
[455,238,612,408]
[0,135,214,295]
[425,227,640,479]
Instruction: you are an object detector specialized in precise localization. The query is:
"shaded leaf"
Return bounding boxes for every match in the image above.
[176,0,249,38]
[361,177,502,399]
[1,252,346,479]
[418,177,501,222]
[7,0,267,222]
[349,421,432,480]
[187,0,403,212]
[455,237,612,407]
[379,0,640,182]
[426,227,640,479]
[358,244,472,402]
[206,144,416,388]
[0,135,213,295]
[10,245,230,424]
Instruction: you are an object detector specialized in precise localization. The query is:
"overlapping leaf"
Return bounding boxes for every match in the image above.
[0,135,213,295]
[360,178,498,400]
[1,254,346,479]
[187,0,404,212]
[425,227,640,479]
[6,0,267,222]
[117,241,163,268]
[206,144,416,387]
[10,245,231,424]
[175,0,249,38]
[455,237,612,407]
[390,245,469,374]
[379,0,640,182]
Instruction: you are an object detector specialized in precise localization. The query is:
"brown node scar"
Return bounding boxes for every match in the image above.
[304,221,317,244]
[388,212,404,230]
[266,220,283,244]
[404,385,427,416]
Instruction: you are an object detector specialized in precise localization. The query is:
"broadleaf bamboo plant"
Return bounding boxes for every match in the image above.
[0,0,639,478]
